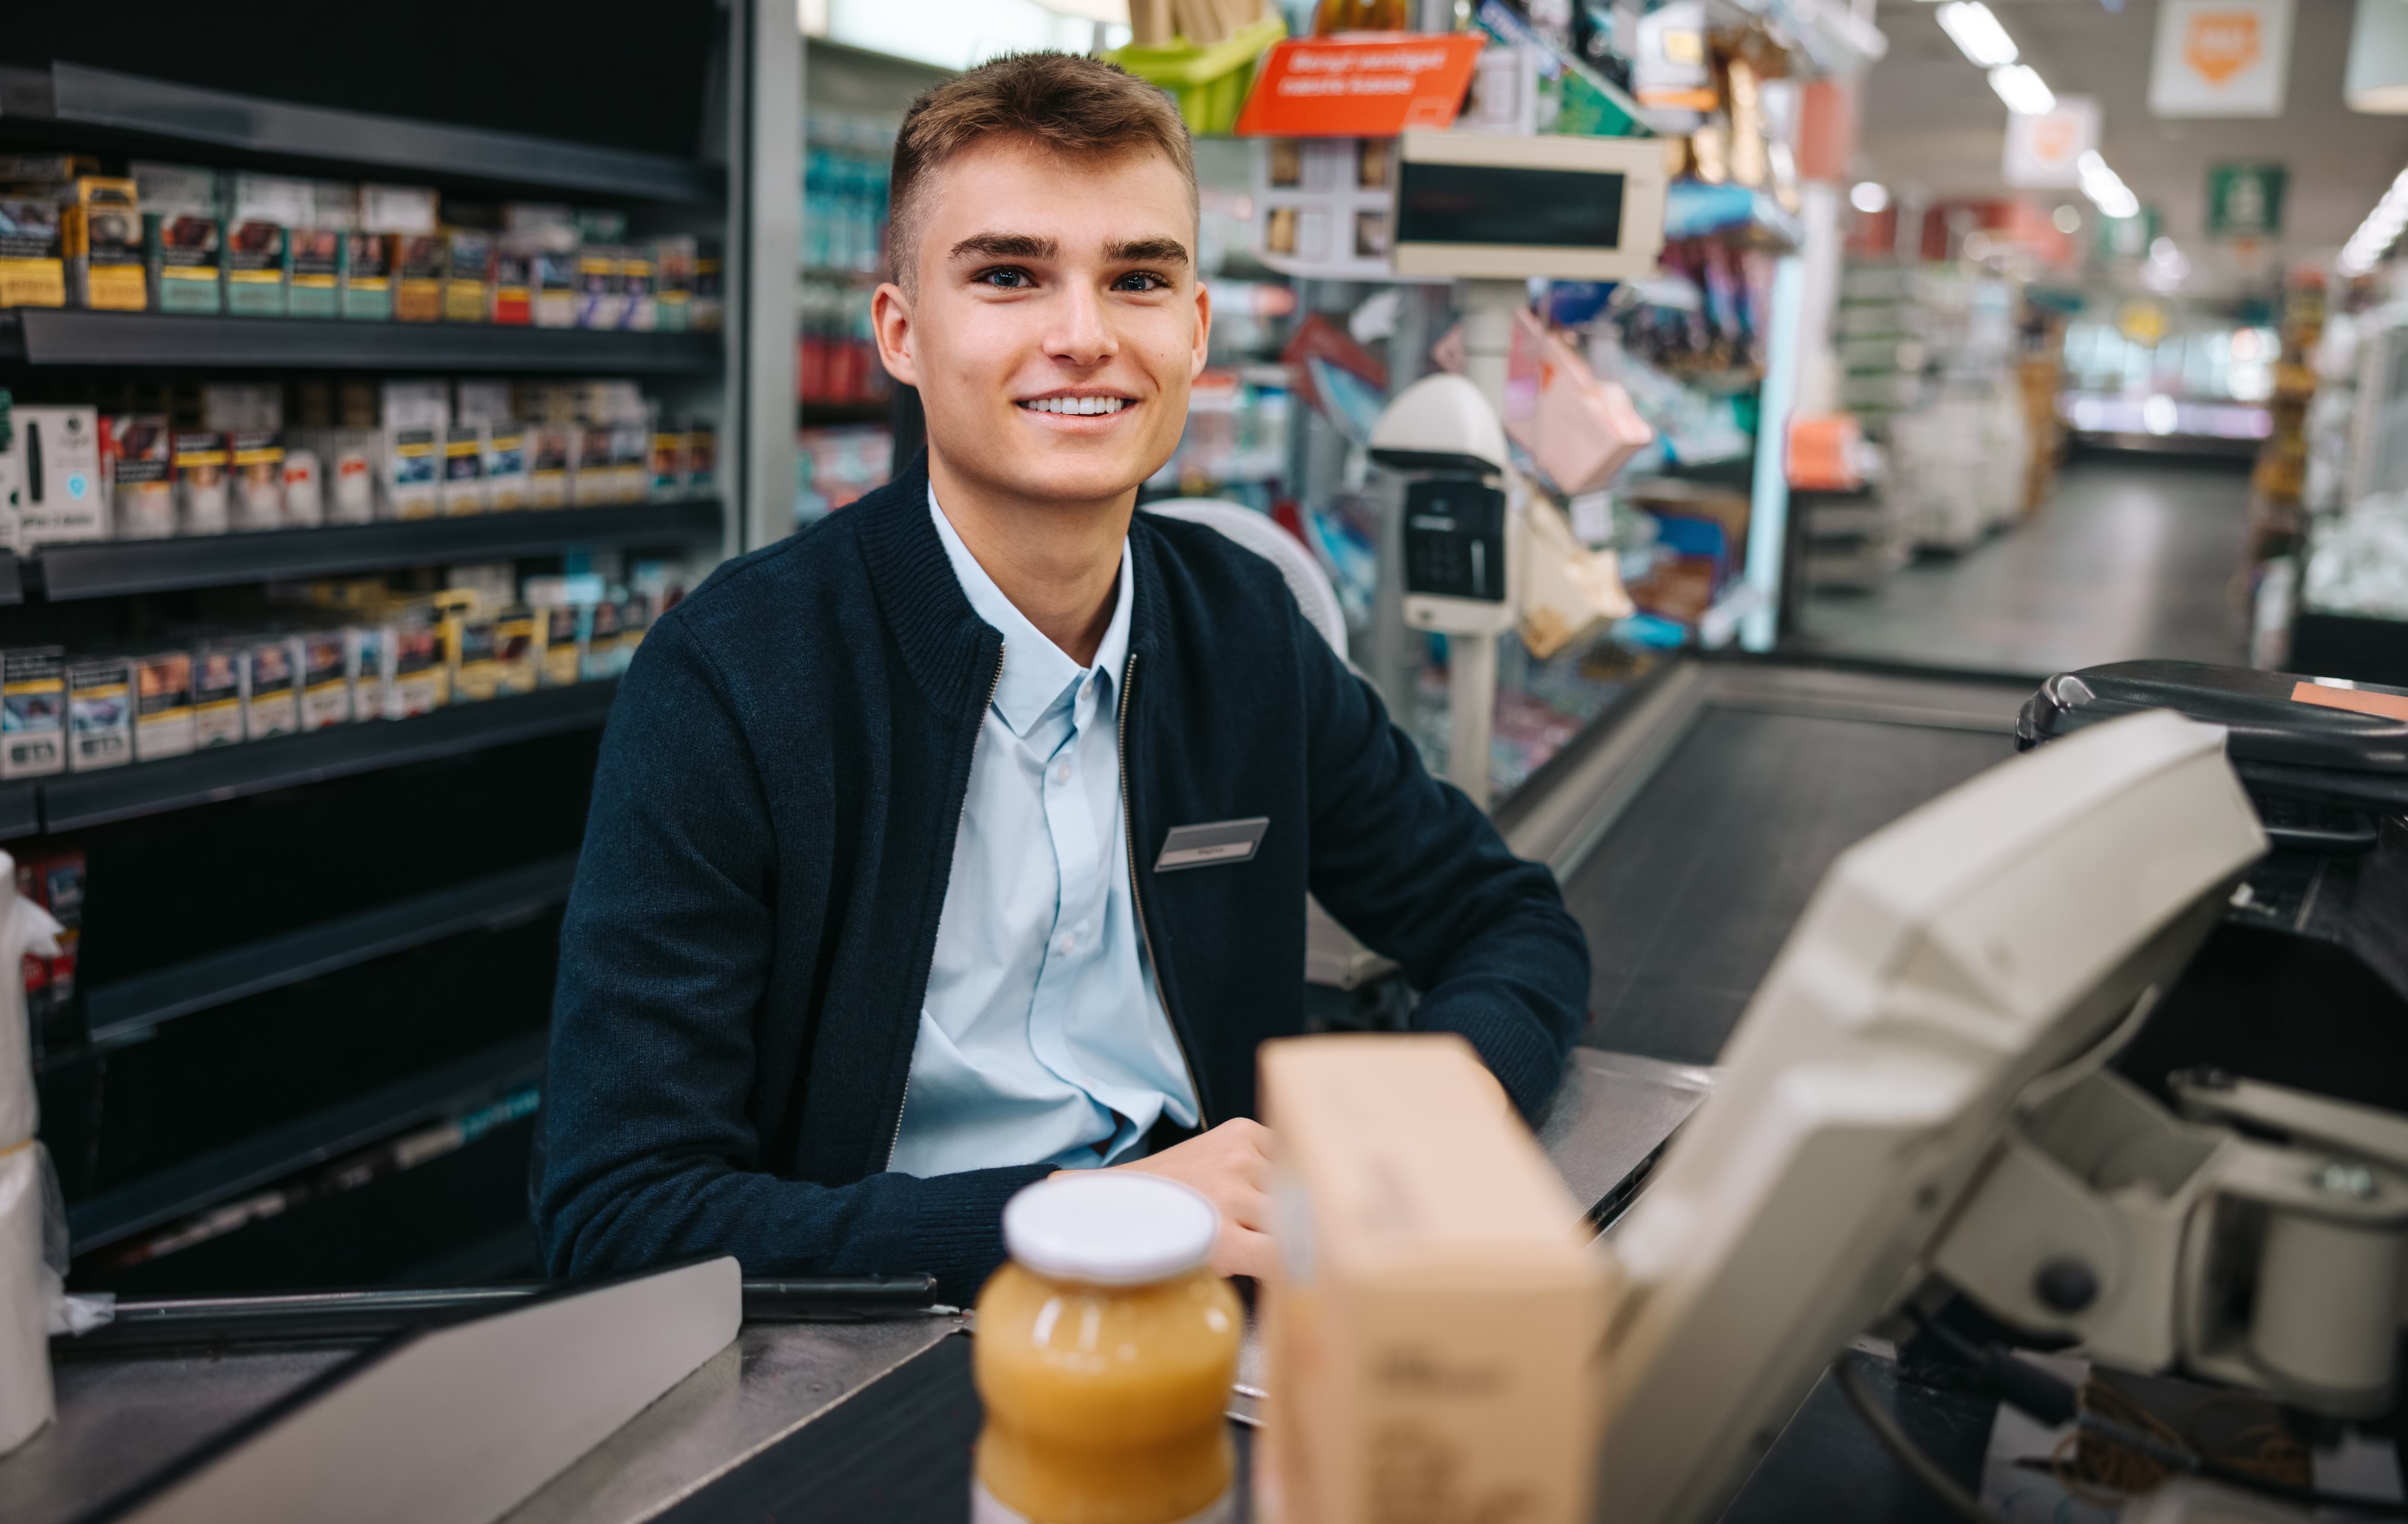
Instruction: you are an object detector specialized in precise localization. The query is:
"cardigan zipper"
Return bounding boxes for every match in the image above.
[886,642,1008,1171]
[1119,650,1212,1129]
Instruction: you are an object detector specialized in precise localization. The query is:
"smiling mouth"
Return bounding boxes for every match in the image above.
[1018,396,1134,416]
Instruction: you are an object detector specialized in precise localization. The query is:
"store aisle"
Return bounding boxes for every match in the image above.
[1795,457,2254,676]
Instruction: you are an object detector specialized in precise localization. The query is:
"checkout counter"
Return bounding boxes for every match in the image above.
[8,651,2406,1523]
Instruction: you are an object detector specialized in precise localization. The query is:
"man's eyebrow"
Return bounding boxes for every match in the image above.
[948,232,1056,261]
[1107,237,1191,265]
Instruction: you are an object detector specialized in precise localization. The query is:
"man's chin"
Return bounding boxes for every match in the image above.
[951,441,1173,510]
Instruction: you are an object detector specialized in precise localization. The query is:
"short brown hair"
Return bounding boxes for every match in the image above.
[888,52,1197,290]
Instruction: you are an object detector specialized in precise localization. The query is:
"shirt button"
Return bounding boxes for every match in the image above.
[1054,760,1072,784]
[1056,933,1077,955]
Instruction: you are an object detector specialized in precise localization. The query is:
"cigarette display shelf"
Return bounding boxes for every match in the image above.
[0,61,723,206]
[33,678,617,837]
[25,498,723,600]
[0,308,723,375]
[81,853,580,1052]
[65,1029,549,1257]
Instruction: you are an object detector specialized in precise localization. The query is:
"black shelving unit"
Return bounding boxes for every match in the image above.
[5,61,723,206]
[0,309,723,374]
[67,1030,549,1257]
[30,500,722,600]
[38,679,616,834]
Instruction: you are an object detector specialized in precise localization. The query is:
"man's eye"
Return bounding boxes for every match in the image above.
[1112,271,1170,293]
[974,267,1033,289]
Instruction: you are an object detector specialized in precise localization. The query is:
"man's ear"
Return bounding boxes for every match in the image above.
[871,281,921,390]
[1189,277,1213,381]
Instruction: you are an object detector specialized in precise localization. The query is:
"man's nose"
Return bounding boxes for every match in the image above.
[1044,283,1117,366]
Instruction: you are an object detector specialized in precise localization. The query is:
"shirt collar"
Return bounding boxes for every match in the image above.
[929,485,1133,739]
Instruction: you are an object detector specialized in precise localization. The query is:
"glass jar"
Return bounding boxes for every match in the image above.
[974,1174,1243,1524]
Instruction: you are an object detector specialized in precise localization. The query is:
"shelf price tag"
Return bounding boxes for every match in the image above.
[1234,34,1483,138]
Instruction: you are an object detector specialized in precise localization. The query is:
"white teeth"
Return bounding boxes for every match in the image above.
[1022,396,1128,415]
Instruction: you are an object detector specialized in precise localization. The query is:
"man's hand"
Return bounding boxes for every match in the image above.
[1113,1118,1273,1281]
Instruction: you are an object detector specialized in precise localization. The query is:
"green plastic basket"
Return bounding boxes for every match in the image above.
[1110,15,1287,137]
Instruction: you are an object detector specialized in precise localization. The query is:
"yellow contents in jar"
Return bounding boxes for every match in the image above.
[974,1175,1243,1524]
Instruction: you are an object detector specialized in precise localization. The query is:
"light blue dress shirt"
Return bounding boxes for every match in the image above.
[887,490,1202,1179]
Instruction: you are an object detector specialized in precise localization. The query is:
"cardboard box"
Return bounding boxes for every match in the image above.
[65,178,145,311]
[297,630,352,729]
[1257,1035,1614,1524]
[0,198,67,309]
[104,414,176,539]
[65,656,133,772]
[192,646,244,748]
[242,638,300,739]
[0,648,66,780]
[229,429,285,531]
[132,650,196,761]
[174,430,230,534]
[15,407,106,545]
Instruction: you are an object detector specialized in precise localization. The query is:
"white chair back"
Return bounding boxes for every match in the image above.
[1144,498,1349,662]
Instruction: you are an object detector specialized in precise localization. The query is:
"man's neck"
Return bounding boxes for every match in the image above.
[928,449,1132,668]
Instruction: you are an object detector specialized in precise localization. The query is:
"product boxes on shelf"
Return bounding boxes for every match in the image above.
[297,631,352,729]
[242,639,299,739]
[282,447,323,526]
[230,430,285,531]
[573,424,616,506]
[529,424,574,508]
[288,228,344,318]
[174,431,230,534]
[649,425,689,500]
[132,651,196,762]
[654,237,695,332]
[1257,1035,1616,1524]
[380,427,441,519]
[394,233,444,323]
[0,198,67,309]
[688,424,716,495]
[65,656,132,772]
[223,220,289,316]
[492,242,534,325]
[381,620,446,717]
[343,232,394,320]
[693,248,723,331]
[146,212,223,314]
[486,423,530,512]
[580,598,622,681]
[619,591,653,665]
[443,229,494,322]
[346,625,385,722]
[1,648,66,780]
[576,249,625,330]
[16,407,106,546]
[64,179,145,311]
[493,607,540,696]
[610,422,650,503]
[533,247,578,328]
[191,647,243,748]
[539,603,583,684]
[441,426,488,515]
[447,615,502,702]
[103,415,175,540]
[619,248,657,331]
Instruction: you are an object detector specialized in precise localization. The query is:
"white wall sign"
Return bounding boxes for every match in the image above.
[2149,0,2293,117]
[2002,96,2100,188]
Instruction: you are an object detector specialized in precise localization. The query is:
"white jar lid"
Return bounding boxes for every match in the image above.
[1001,1173,1219,1287]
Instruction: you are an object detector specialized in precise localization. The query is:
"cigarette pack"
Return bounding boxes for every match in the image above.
[382,619,447,718]
[653,236,695,332]
[492,240,533,325]
[442,228,494,322]
[617,592,653,670]
[358,183,438,237]
[580,597,622,682]
[447,614,502,702]
[1,155,97,184]
[222,220,289,316]
[575,248,624,329]
[297,629,352,729]
[191,645,243,747]
[492,607,540,696]
[617,248,656,331]
[343,231,394,320]
[381,426,441,519]
[0,198,66,309]
[174,431,230,534]
[441,426,487,515]
[64,178,145,311]
[649,424,689,500]
[379,380,450,430]
[453,380,511,426]
[1257,1035,1616,1524]
[528,423,574,508]
[282,447,323,526]
[485,422,529,511]
[242,638,299,739]
[16,407,106,546]
[540,603,584,685]
[202,382,282,433]
[688,424,716,494]
[146,212,223,314]
[132,650,196,761]
[532,246,578,328]
[347,624,386,721]
[65,656,133,772]
[287,227,344,318]
[610,422,650,503]
[298,428,375,523]
[104,414,175,540]
[394,233,444,322]
[692,247,723,331]
[0,648,66,780]
[573,423,616,506]
[129,162,216,215]
[229,429,285,531]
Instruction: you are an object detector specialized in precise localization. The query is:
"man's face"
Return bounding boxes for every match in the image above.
[873,136,1209,509]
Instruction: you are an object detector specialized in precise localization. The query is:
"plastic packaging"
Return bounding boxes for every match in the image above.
[973,1174,1242,1524]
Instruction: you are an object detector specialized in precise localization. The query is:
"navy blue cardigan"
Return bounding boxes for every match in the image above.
[534,457,1590,1295]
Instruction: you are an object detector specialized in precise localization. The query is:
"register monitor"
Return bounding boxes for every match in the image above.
[1390,129,1667,282]
[1588,709,2268,1523]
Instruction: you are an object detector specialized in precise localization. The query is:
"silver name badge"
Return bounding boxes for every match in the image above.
[1155,817,1269,872]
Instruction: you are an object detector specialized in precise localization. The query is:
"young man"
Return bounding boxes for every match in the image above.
[536,52,1588,1294]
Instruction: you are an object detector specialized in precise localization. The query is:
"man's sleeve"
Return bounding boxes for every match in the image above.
[1298,618,1591,1119]
[534,617,1049,1295]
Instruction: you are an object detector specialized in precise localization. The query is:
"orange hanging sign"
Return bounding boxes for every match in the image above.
[1234,33,1485,138]
[2184,10,2262,83]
